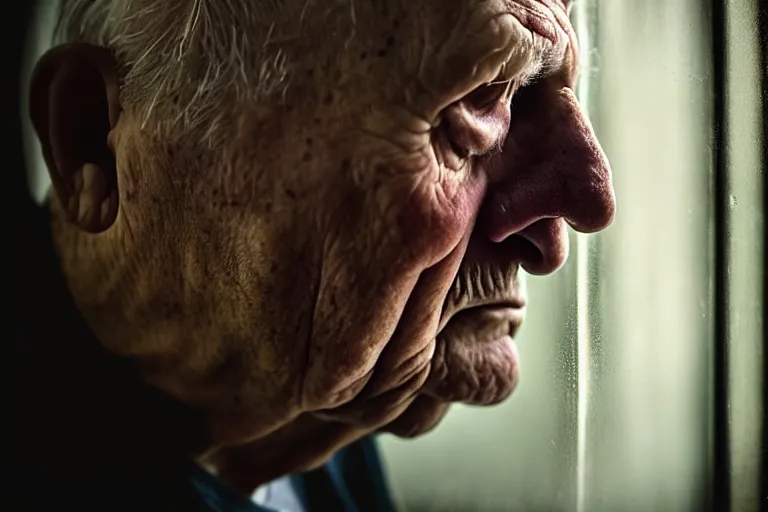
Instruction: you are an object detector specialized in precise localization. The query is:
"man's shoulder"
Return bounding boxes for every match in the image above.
[9,437,395,512]
[192,436,396,512]
[292,436,397,512]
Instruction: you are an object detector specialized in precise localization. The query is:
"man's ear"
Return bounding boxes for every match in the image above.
[29,43,122,233]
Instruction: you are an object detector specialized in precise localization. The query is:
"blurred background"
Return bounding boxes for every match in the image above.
[19,0,766,511]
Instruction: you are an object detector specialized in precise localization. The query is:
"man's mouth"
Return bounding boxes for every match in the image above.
[442,303,526,343]
[439,259,527,334]
[424,298,526,406]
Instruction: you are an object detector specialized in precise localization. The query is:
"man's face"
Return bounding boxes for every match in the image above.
[97,0,613,446]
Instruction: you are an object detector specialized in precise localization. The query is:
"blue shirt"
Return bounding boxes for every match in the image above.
[191,437,396,512]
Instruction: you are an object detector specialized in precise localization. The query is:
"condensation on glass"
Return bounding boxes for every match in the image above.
[722,1,765,510]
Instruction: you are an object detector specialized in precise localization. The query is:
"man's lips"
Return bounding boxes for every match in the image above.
[465,304,526,339]
[443,303,526,343]
[439,292,527,333]
[426,304,523,405]
[426,294,526,405]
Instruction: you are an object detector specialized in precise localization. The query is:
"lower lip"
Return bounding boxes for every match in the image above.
[502,335,520,363]
[427,332,521,406]
[469,306,526,339]
[472,333,521,405]
[487,334,519,355]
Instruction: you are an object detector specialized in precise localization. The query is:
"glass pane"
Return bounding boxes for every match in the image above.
[577,0,714,509]
[379,1,716,510]
[722,0,765,508]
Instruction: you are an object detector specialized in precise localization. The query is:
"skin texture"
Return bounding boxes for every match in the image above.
[29,0,614,493]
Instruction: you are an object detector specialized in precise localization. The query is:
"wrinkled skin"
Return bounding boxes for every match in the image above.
[31,0,614,492]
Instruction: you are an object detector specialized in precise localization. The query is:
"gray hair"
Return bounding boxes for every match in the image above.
[56,0,294,147]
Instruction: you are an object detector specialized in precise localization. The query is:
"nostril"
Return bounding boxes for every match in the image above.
[500,235,544,274]
[498,218,570,276]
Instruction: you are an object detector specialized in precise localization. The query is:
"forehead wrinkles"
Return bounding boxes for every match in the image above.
[507,0,578,84]
[542,0,580,84]
[528,0,573,14]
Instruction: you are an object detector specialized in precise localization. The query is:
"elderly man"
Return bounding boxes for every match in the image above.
[14,0,614,510]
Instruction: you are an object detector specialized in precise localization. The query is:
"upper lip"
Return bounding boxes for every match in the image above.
[439,297,526,334]
[465,297,526,310]
[438,300,526,340]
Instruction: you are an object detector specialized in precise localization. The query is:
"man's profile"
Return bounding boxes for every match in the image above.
[13,0,615,510]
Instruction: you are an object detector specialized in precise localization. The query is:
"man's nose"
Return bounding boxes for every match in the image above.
[478,86,616,275]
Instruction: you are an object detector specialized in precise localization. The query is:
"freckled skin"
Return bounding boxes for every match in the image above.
[43,0,613,493]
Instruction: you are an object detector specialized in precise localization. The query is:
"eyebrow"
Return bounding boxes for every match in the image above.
[491,0,573,89]
[518,31,562,87]
[518,56,551,88]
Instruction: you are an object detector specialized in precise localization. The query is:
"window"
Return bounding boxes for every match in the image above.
[379,1,766,510]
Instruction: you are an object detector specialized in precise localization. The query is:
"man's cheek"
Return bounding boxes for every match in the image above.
[299,219,423,411]
[408,171,488,266]
[298,199,460,412]
[297,149,481,408]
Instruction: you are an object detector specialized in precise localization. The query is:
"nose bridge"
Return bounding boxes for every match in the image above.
[482,86,615,242]
[542,88,615,232]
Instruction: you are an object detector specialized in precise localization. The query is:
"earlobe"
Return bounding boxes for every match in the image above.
[29,43,122,233]
[65,163,120,234]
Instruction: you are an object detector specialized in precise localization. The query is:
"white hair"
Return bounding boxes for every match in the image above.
[56,0,294,147]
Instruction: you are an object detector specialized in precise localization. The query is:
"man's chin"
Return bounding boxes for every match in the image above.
[422,335,521,406]
[377,337,521,439]
[379,394,451,439]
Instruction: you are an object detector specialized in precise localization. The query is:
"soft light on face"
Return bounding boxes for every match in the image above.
[289,0,614,433]
[160,0,612,441]
[38,0,614,459]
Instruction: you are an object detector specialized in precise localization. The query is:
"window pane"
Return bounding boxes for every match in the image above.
[380,1,716,510]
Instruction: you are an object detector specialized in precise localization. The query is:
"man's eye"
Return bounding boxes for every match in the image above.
[464,81,512,111]
[509,79,545,112]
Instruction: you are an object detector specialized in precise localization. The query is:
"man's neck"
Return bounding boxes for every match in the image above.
[14,203,210,478]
